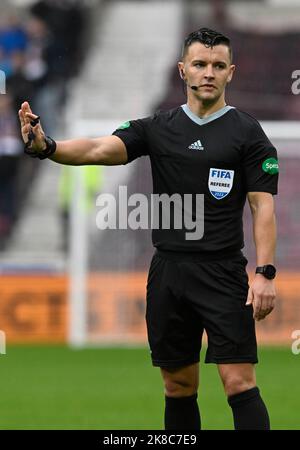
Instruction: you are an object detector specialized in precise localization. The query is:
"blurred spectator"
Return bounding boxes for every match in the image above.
[23,16,57,134]
[27,1,87,134]
[0,93,23,246]
[30,0,86,78]
[23,17,49,88]
[0,2,89,247]
[0,14,27,56]
[7,51,34,112]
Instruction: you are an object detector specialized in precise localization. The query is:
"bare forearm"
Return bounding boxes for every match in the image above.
[50,138,99,165]
[50,135,127,165]
[19,102,128,166]
[251,203,276,265]
[247,193,277,322]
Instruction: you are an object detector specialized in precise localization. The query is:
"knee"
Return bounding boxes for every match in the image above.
[223,374,256,397]
[162,368,199,398]
[164,378,198,398]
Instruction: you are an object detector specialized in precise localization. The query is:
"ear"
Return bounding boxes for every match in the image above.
[178,61,185,80]
[226,64,235,84]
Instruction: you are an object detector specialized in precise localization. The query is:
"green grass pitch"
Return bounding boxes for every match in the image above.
[0,345,299,430]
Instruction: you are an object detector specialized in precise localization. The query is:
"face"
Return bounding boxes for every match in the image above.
[178,42,235,104]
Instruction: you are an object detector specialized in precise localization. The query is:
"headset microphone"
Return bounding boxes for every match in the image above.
[190,85,199,91]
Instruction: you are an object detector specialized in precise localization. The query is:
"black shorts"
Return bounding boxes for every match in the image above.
[146,249,258,368]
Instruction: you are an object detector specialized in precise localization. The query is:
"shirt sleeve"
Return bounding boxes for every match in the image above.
[242,120,279,194]
[112,118,150,164]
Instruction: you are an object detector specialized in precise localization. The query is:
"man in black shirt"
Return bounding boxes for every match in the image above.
[19,28,278,430]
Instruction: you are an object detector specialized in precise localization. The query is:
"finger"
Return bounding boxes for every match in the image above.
[268,295,275,310]
[31,123,44,141]
[246,288,253,305]
[256,308,273,321]
[21,104,30,124]
[30,115,40,127]
[25,112,39,122]
[22,122,41,145]
[21,102,33,124]
[23,112,42,131]
[253,295,262,320]
[21,123,32,143]
[263,303,275,318]
[261,295,275,315]
[256,301,274,321]
[258,298,268,315]
[22,101,33,114]
[22,123,31,135]
[18,109,25,127]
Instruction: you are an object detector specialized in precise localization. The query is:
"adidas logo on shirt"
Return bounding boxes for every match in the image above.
[188,140,204,151]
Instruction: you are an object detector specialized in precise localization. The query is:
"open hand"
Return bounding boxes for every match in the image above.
[18,102,46,153]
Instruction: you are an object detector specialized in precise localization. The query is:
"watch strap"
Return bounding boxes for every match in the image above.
[24,136,57,160]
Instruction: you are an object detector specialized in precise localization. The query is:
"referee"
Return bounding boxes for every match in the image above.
[19,28,278,430]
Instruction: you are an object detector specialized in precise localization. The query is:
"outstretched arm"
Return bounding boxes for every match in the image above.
[19,102,128,166]
[246,192,276,321]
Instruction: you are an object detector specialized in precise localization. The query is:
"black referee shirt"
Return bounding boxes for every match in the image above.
[113,104,278,253]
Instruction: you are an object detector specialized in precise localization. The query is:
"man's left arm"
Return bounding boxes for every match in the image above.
[246,192,277,321]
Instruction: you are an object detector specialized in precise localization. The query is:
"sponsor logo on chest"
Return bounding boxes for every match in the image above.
[208,168,234,200]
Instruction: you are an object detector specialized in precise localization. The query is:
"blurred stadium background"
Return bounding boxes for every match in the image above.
[0,0,300,430]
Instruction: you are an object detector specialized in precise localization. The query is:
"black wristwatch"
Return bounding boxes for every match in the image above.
[24,135,57,160]
[255,265,276,280]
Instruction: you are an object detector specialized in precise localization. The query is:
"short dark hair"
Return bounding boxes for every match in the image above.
[182,27,232,62]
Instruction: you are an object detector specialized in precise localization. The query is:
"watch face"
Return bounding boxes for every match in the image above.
[265,265,276,279]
